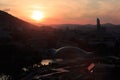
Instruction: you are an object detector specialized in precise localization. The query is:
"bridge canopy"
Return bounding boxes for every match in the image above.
[54,46,88,59]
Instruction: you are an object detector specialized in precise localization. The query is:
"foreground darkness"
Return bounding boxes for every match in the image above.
[0,11,120,80]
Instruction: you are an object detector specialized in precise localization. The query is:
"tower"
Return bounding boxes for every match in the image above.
[97,18,101,32]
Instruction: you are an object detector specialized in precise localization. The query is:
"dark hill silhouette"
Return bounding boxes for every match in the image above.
[0,10,40,41]
[0,11,43,73]
[0,10,38,30]
[0,10,41,50]
[102,23,116,27]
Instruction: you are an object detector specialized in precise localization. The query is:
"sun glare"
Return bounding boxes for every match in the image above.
[31,11,44,21]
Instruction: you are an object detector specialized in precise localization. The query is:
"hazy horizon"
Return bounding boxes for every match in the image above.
[0,0,120,25]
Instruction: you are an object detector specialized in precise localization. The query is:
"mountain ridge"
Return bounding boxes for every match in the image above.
[0,10,38,30]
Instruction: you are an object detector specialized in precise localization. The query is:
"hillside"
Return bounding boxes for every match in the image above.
[0,11,43,73]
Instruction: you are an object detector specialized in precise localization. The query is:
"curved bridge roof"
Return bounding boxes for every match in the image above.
[55,46,89,55]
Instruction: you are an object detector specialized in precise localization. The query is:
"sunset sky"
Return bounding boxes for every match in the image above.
[0,0,120,25]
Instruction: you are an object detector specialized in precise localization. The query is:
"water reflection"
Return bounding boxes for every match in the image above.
[41,59,63,66]
[41,59,53,65]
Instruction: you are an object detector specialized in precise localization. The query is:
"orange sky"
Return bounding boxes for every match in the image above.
[0,0,120,25]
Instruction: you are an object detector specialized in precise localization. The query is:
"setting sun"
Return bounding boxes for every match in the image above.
[31,11,44,21]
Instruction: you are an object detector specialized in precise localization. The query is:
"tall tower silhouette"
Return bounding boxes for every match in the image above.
[97,18,101,32]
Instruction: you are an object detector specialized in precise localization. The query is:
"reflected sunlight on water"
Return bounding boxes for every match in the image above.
[41,59,53,65]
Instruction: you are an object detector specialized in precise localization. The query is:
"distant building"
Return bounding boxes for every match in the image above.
[97,18,101,32]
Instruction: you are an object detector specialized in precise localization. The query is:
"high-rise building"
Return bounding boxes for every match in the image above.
[97,18,101,32]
